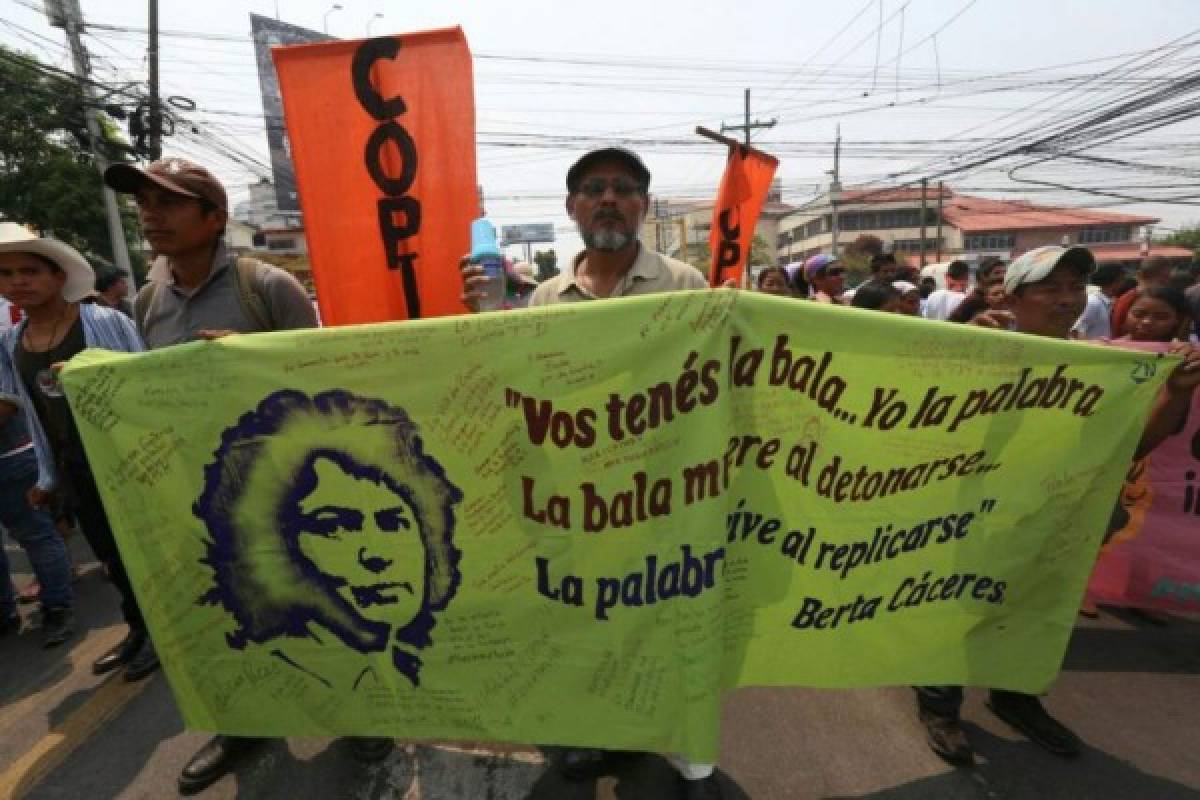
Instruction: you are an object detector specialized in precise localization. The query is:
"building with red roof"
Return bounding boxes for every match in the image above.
[775,186,1183,267]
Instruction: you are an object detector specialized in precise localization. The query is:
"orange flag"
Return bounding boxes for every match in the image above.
[272,28,477,324]
[708,144,779,287]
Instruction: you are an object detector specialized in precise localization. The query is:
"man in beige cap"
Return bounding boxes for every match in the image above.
[103,157,317,345]
[916,244,1200,766]
[104,157,394,793]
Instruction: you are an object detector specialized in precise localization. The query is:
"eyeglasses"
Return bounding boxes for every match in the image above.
[825,268,847,277]
[577,178,645,198]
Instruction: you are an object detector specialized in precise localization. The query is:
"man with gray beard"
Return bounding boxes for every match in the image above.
[461,148,719,799]
[532,148,706,304]
[464,148,706,310]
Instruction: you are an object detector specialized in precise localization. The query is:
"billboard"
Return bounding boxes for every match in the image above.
[501,223,555,245]
[249,14,332,213]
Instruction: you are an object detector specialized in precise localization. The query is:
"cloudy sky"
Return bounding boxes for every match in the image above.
[4,0,1200,260]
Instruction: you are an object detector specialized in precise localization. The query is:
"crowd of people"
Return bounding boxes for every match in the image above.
[0,143,1198,799]
[760,248,1200,343]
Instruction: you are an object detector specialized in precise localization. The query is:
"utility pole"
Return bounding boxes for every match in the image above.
[147,0,161,160]
[919,178,928,267]
[653,197,664,253]
[721,89,777,146]
[54,0,135,293]
[936,181,944,261]
[829,125,842,257]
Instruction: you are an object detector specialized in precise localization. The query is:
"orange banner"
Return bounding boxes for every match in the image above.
[708,144,778,287]
[273,28,477,324]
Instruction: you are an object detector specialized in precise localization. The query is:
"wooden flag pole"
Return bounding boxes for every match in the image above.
[695,126,776,162]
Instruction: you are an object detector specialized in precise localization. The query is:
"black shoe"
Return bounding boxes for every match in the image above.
[41,606,74,648]
[1128,607,1169,626]
[918,708,974,765]
[347,737,393,763]
[179,735,267,795]
[559,748,617,781]
[93,628,146,675]
[0,613,19,637]
[681,772,724,800]
[123,637,160,682]
[987,693,1081,758]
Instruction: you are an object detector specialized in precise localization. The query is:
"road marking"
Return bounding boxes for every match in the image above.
[425,742,543,763]
[0,672,153,800]
[0,626,124,733]
[405,755,421,800]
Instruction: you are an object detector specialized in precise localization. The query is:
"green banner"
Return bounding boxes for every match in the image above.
[62,290,1172,760]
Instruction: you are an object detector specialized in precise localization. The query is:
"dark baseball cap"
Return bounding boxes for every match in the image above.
[566,147,651,193]
[104,157,228,211]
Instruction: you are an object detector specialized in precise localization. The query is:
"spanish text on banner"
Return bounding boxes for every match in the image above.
[62,291,1173,760]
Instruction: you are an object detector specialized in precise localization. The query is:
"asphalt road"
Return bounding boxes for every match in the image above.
[3,538,1199,800]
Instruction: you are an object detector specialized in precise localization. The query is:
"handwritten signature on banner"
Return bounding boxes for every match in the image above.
[62,290,1174,759]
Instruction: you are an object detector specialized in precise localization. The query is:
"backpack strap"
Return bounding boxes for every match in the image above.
[133,281,160,334]
[233,257,274,331]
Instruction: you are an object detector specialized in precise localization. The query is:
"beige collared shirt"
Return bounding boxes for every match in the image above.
[529,243,707,306]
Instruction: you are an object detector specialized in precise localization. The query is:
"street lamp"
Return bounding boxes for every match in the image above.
[367,12,384,35]
[322,3,343,34]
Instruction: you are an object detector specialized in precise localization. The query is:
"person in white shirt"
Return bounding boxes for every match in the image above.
[1072,262,1129,340]
[922,260,970,321]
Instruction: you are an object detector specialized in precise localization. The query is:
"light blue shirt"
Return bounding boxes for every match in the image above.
[0,303,144,490]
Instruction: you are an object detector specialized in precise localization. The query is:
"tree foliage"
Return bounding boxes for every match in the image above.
[533,249,559,281]
[0,46,142,275]
[1163,225,1200,256]
[839,234,885,283]
[749,233,771,267]
[847,233,885,259]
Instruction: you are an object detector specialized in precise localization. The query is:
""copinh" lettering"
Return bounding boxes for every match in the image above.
[352,38,423,317]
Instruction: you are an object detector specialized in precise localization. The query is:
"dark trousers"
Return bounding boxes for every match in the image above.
[63,457,144,631]
[915,686,1032,720]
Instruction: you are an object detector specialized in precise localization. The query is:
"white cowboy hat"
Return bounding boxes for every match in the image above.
[0,222,96,302]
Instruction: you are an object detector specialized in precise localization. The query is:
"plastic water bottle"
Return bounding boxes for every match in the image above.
[470,217,506,312]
